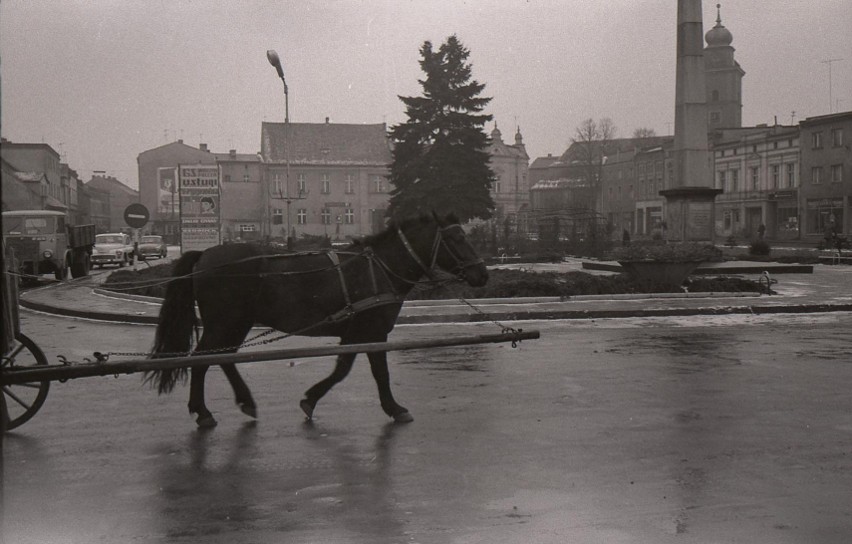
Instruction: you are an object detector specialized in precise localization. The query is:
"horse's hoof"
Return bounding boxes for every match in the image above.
[239,403,258,419]
[300,399,315,419]
[392,411,414,424]
[196,414,218,428]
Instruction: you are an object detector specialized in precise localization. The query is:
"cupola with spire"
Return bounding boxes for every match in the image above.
[705,3,733,47]
[490,122,503,143]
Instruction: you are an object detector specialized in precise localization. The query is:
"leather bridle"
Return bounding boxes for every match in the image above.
[396,223,484,280]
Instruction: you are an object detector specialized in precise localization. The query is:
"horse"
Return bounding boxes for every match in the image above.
[145,213,488,428]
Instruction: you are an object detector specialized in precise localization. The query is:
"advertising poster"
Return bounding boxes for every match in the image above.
[179,164,221,252]
[157,167,179,215]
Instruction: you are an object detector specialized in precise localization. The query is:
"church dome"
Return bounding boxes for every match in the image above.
[705,4,733,46]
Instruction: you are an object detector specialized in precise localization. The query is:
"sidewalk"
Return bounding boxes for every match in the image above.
[19,259,852,325]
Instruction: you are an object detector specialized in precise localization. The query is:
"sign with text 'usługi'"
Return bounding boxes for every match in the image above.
[179,164,220,252]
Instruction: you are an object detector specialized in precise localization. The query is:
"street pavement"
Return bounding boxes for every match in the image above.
[18,257,852,325]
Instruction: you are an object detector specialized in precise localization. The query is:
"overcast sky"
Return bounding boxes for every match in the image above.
[2,0,850,190]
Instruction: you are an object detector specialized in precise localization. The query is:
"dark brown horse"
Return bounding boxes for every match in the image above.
[146,213,488,428]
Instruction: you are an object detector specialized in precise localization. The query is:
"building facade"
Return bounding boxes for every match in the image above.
[260,121,393,242]
[85,175,139,233]
[710,125,801,240]
[0,140,67,212]
[799,111,852,239]
[487,125,530,234]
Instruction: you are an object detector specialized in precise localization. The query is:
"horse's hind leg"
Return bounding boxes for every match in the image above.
[300,353,356,419]
[188,324,252,428]
[367,350,412,423]
[220,363,257,419]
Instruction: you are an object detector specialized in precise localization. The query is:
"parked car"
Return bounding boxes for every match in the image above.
[138,235,168,259]
[91,233,135,268]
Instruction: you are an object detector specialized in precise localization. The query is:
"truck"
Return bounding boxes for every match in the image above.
[2,210,96,281]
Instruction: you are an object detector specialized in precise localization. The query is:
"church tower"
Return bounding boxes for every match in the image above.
[704,4,744,128]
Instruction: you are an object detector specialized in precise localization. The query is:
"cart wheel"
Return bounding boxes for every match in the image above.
[2,333,51,431]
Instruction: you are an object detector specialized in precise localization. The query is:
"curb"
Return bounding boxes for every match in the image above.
[20,291,852,326]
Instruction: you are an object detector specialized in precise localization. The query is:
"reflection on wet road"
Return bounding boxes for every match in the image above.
[3,312,852,543]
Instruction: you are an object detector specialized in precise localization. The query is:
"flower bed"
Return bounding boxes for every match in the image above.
[102,260,767,300]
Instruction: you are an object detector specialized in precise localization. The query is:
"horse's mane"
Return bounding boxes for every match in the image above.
[352,213,460,249]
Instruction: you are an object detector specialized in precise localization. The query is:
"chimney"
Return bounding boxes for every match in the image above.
[199,143,208,152]
[229,149,236,158]
[325,117,330,124]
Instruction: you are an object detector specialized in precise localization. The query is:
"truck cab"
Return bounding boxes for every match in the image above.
[2,210,95,281]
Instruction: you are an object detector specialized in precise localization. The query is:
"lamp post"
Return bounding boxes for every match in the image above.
[267,49,293,249]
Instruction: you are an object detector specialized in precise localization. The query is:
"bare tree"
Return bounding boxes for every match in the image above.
[632,127,657,139]
[571,117,617,212]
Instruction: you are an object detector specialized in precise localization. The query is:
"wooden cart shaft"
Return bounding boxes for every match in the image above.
[1,330,540,385]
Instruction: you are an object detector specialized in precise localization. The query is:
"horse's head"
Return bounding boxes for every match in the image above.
[396,213,488,287]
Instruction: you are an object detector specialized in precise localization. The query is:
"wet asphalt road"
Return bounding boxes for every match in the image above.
[3,310,852,543]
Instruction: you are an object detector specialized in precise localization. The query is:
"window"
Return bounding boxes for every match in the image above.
[224,174,232,183]
[711,90,719,102]
[239,224,258,232]
[297,209,307,225]
[273,173,283,195]
[717,170,726,190]
[345,174,354,194]
[831,164,843,183]
[272,208,283,225]
[750,166,760,190]
[345,208,355,224]
[771,165,780,188]
[730,169,739,192]
[710,111,721,124]
[812,167,823,184]
[321,174,330,194]
[812,131,823,149]
[495,181,501,193]
[372,175,385,193]
[321,208,332,224]
[243,173,250,182]
[832,128,844,147]
[786,163,796,188]
[297,174,307,194]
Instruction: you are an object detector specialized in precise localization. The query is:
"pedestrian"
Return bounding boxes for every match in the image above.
[758,223,765,239]
[622,228,631,246]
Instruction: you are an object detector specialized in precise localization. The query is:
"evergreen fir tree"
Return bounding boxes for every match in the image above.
[387,35,495,222]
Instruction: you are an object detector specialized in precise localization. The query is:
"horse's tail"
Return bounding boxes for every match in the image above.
[144,250,204,394]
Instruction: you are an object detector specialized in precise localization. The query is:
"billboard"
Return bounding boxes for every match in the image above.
[157,167,179,215]
[179,164,220,252]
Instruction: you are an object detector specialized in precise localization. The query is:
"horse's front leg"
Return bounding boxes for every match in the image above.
[188,365,217,428]
[367,350,412,423]
[300,352,356,419]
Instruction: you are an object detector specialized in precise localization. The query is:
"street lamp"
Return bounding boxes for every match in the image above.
[266,50,289,123]
[267,49,293,249]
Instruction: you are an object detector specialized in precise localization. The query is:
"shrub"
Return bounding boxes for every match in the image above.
[103,258,768,300]
[748,239,771,256]
[608,242,722,263]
